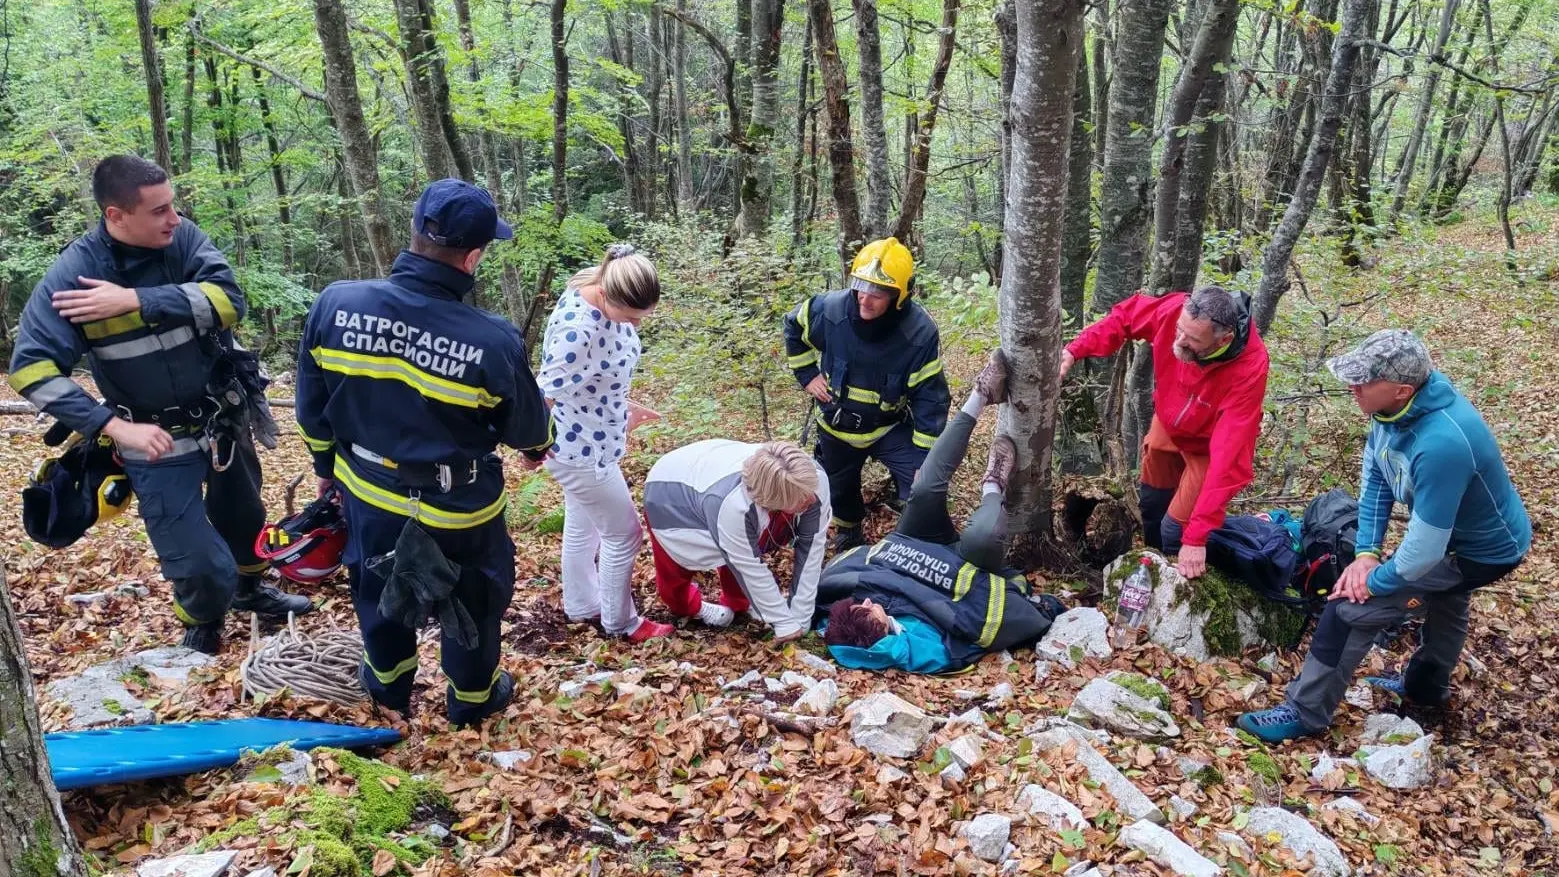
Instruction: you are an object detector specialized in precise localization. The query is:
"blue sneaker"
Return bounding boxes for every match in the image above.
[1364,674,1407,699]
[1237,703,1321,744]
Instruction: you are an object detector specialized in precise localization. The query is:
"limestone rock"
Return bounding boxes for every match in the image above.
[1066,677,1180,739]
[46,670,153,728]
[798,652,838,676]
[1215,831,1254,859]
[125,646,217,685]
[940,762,967,785]
[486,750,536,770]
[1036,608,1113,664]
[1358,734,1436,789]
[876,765,907,784]
[947,734,985,769]
[1322,797,1381,825]
[1359,713,1425,745]
[986,682,1015,707]
[1310,754,1349,783]
[1169,795,1199,820]
[780,670,819,690]
[1244,807,1351,877]
[722,670,762,690]
[1118,820,1222,876]
[1343,682,1374,710]
[1103,551,1299,660]
[1015,784,1086,831]
[794,679,839,716]
[1029,723,1164,823]
[961,813,1011,863]
[947,707,987,730]
[848,692,935,759]
[137,851,238,877]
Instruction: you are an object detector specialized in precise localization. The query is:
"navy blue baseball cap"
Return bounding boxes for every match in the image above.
[412,179,513,249]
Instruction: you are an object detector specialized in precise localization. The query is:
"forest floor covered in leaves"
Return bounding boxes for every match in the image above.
[4,208,1559,876]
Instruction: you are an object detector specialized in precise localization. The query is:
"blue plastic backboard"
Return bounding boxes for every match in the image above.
[45,718,403,791]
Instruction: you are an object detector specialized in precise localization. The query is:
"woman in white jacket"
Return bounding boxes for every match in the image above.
[642,440,830,642]
[535,244,673,643]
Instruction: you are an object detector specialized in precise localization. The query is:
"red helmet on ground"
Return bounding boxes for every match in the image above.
[254,484,347,584]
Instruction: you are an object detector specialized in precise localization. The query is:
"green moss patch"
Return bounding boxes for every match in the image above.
[1110,672,1172,711]
[1247,751,1283,785]
[198,748,446,876]
[1104,550,1308,658]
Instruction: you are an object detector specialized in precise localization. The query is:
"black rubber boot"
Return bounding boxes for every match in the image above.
[448,670,515,729]
[232,575,314,619]
[359,663,414,717]
[180,620,223,655]
[829,526,866,554]
[1138,484,1176,551]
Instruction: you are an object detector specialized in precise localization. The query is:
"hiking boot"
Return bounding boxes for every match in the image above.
[1364,674,1407,700]
[626,618,676,643]
[180,620,223,655]
[1236,703,1322,744]
[983,435,1016,493]
[696,602,736,628]
[448,670,515,729]
[359,663,413,717]
[232,575,314,619]
[829,526,866,554]
[974,349,1010,405]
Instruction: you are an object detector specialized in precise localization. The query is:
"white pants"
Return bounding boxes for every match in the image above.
[545,459,644,635]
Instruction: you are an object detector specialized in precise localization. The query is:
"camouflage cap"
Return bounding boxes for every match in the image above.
[1326,329,1432,386]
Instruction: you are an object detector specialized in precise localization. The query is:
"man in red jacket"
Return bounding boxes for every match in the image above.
[1060,287,1268,579]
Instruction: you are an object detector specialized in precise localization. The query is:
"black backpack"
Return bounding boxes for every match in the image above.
[1297,489,1359,603]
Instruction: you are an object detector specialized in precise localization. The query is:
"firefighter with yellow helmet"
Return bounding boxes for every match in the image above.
[783,237,951,552]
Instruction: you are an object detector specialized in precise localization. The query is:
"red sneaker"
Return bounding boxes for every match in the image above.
[626,619,675,643]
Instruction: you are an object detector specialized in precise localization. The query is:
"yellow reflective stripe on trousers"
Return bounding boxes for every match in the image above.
[7,359,61,392]
[449,668,501,703]
[332,455,506,529]
[296,422,334,452]
[82,311,148,340]
[172,600,200,626]
[311,346,500,410]
[912,430,937,449]
[907,358,943,387]
[817,418,896,448]
[237,561,271,575]
[977,572,1005,648]
[952,563,976,601]
[366,652,419,684]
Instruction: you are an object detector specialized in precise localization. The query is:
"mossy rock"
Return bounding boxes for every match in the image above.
[1103,550,1307,659]
[1247,750,1283,785]
[198,749,447,876]
[1107,671,1172,711]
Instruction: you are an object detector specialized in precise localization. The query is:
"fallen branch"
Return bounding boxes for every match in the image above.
[744,705,834,736]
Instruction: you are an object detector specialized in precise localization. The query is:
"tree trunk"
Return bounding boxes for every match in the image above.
[134,0,172,171]
[739,0,786,236]
[1091,3,1109,173]
[180,20,196,177]
[645,7,664,219]
[673,0,695,207]
[604,13,646,214]
[313,0,396,275]
[204,57,246,266]
[392,0,473,182]
[1090,0,1174,316]
[1252,0,1374,334]
[0,565,90,877]
[452,0,506,202]
[891,0,959,242]
[789,15,816,254]
[1146,0,1238,294]
[252,69,293,273]
[1386,0,1460,224]
[1000,0,1085,564]
[854,0,892,237]
[1170,67,1229,290]
[809,0,865,270]
[994,0,1016,285]
[1060,41,1091,328]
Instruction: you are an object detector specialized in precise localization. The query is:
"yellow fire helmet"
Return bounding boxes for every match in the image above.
[849,236,915,307]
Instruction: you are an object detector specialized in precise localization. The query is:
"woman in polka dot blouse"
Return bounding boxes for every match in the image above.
[536,244,673,643]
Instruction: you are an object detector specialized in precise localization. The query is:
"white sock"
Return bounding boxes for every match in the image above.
[962,391,986,419]
[981,482,1002,497]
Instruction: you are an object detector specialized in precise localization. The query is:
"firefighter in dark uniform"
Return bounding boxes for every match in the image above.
[8,155,309,654]
[783,237,951,553]
[295,179,553,727]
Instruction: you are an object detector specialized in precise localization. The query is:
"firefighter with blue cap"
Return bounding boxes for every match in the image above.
[783,237,951,553]
[295,178,553,727]
[8,155,310,654]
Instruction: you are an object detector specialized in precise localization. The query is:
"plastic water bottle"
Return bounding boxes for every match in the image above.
[1112,557,1155,648]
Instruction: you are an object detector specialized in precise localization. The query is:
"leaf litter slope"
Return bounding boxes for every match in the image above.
[1,213,1557,874]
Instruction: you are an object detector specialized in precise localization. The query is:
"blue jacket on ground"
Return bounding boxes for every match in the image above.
[1359,371,1530,595]
[828,616,953,674]
[295,251,553,529]
[8,220,244,437]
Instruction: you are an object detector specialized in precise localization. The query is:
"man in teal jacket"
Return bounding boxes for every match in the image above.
[1240,330,1530,742]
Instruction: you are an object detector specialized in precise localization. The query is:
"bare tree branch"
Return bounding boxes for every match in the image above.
[187,22,327,103]
[1360,39,1553,95]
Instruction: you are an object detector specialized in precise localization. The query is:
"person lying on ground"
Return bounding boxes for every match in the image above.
[1238,330,1530,743]
[817,351,1065,674]
[643,440,831,643]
